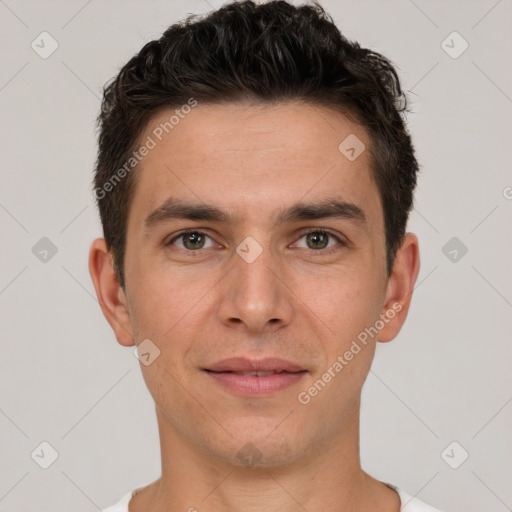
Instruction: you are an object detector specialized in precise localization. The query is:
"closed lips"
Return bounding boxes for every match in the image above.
[203,357,307,374]
[206,370,306,376]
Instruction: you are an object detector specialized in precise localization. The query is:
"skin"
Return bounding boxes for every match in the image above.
[89,101,420,512]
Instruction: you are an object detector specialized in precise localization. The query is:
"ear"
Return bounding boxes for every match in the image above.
[378,233,420,343]
[88,238,134,347]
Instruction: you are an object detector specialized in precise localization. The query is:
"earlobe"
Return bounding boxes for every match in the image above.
[88,238,135,346]
[378,233,421,343]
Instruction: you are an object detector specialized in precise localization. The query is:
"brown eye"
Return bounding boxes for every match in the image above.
[305,232,329,250]
[168,230,214,250]
[295,229,344,252]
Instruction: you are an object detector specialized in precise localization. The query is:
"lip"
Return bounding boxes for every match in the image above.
[204,357,305,373]
[203,357,307,396]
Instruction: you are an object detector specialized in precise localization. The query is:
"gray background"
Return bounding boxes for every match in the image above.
[0,0,511,510]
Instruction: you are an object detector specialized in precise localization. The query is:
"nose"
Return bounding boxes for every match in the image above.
[216,240,293,334]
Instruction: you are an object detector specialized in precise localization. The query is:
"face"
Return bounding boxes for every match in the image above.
[90,101,419,468]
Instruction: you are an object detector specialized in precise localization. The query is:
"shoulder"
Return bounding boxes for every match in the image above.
[386,483,444,512]
[101,488,132,512]
[101,482,151,512]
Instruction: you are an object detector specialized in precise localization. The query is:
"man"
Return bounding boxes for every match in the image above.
[89,1,441,510]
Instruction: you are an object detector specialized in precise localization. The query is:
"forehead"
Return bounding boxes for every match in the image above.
[128,101,382,230]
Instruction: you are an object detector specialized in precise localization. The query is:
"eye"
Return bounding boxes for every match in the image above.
[294,229,345,252]
[167,230,216,251]
[166,228,346,253]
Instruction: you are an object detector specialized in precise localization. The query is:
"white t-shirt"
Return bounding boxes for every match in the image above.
[101,481,443,511]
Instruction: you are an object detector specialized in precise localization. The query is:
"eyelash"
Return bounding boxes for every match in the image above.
[166,228,346,255]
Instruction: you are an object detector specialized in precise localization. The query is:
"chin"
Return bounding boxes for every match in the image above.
[208,427,307,470]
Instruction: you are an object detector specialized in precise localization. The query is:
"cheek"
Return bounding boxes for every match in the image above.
[299,276,380,411]
[127,273,202,409]
[126,258,208,339]
[301,265,384,338]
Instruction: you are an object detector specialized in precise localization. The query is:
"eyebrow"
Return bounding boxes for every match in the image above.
[144,196,367,229]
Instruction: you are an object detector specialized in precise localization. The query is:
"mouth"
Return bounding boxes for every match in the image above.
[205,370,305,376]
[202,357,308,395]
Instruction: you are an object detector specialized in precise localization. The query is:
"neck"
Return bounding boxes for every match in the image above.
[130,397,400,512]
